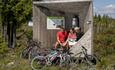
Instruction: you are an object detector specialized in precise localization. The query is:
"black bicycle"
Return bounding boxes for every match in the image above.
[20,40,41,61]
[69,46,101,70]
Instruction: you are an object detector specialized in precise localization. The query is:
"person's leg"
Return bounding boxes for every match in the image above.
[66,42,70,51]
[61,42,70,53]
[63,42,69,48]
[54,42,59,49]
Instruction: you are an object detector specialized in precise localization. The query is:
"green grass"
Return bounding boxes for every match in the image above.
[0,47,31,70]
[0,42,115,70]
[0,24,115,70]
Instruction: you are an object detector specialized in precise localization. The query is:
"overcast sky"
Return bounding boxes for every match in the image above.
[93,0,115,18]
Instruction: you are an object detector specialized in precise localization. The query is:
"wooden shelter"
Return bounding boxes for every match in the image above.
[33,0,93,52]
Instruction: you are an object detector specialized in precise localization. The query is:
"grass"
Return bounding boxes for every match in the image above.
[0,48,31,70]
[0,25,115,70]
[0,42,115,70]
[0,48,69,70]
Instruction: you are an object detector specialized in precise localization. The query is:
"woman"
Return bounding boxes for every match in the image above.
[67,28,77,46]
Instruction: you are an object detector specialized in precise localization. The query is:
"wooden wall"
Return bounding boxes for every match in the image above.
[33,5,66,48]
[33,1,93,48]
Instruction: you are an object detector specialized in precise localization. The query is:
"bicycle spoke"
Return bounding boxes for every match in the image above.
[31,56,46,70]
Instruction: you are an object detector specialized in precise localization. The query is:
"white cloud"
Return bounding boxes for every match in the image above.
[93,6,99,15]
[95,4,115,18]
[93,7,97,12]
[105,4,115,9]
[103,4,115,14]
[93,7,96,10]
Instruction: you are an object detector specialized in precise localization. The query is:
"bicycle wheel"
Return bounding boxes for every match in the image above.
[31,55,46,70]
[29,47,39,61]
[20,48,29,59]
[59,53,70,67]
[85,55,99,66]
[65,55,71,66]
[29,51,37,61]
[69,58,77,70]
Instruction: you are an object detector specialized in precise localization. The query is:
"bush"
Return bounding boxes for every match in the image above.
[0,34,8,55]
[94,27,115,69]
[25,28,33,40]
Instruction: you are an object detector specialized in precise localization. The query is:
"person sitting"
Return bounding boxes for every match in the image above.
[74,27,84,41]
[67,28,77,46]
[54,25,68,50]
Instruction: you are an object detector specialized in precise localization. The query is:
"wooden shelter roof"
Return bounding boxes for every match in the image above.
[33,0,92,14]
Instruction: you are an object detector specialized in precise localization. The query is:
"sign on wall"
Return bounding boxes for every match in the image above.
[47,16,65,29]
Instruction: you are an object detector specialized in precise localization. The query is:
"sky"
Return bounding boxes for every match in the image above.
[93,0,115,18]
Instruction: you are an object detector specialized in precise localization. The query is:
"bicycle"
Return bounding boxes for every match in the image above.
[69,45,100,70]
[31,48,71,70]
[20,40,41,61]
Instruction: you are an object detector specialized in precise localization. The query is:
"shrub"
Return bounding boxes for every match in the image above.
[0,34,8,55]
[25,28,33,40]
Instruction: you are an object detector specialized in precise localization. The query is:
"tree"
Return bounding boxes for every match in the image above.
[0,0,32,48]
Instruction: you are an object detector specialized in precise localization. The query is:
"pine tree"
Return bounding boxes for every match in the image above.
[0,0,32,48]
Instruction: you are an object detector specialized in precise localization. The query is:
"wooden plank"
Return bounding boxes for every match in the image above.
[33,0,92,4]
[33,1,93,48]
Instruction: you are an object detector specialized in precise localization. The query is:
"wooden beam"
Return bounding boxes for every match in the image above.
[33,0,92,5]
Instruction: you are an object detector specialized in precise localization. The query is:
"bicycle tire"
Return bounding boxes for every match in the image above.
[59,53,72,67]
[20,48,29,59]
[69,58,77,70]
[85,55,99,66]
[29,51,35,61]
[31,55,46,70]
[29,48,39,61]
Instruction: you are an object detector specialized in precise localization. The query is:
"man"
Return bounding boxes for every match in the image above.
[74,27,84,41]
[54,25,68,49]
